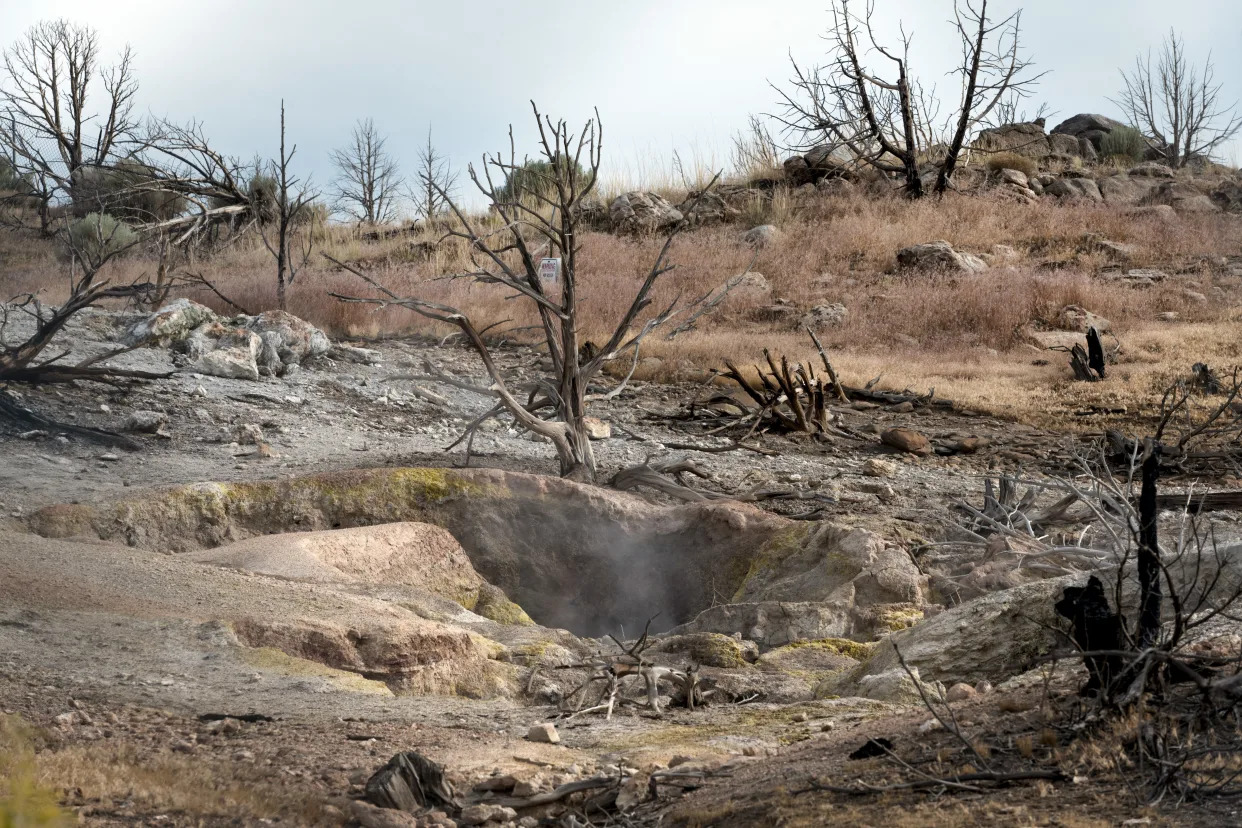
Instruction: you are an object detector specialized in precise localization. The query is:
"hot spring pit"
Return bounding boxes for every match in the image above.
[25,466,921,641]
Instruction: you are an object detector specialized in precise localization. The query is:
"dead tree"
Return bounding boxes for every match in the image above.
[134,118,257,239]
[330,118,400,225]
[775,0,1041,197]
[0,20,139,225]
[332,102,745,481]
[0,211,162,385]
[1113,29,1241,167]
[259,101,316,311]
[410,128,457,223]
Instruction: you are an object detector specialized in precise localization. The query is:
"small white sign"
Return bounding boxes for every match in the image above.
[538,257,561,286]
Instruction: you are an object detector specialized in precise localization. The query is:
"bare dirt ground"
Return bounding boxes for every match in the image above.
[2,308,1241,827]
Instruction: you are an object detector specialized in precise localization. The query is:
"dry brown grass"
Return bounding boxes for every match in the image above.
[31,740,336,824]
[3,190,1238,429]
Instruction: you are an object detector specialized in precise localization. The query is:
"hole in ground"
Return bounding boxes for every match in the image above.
[31,468,810,639]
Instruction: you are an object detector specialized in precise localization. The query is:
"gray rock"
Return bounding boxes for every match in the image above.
[1045,177,1103,203]
[895,240,988,274]
[609,191,684,234]
[972,122,1053,159]
[998,168,1029,188]
[801,303,848,330]
[331,344,382,364]
[740,224,781,248]
[1058,305,1110,333]
[237,310,331,369]
[525,722,560,744]
[1098,175,1157,206]
[186,323,262,381]
[1210,180,1242,213]
[838,575,1078,687]
[1050,113,1129,152]
[1141,181,1221,214]
[670,601,855,649]
[123,298,218,347]
[121,410,168,434]
[678,189,742,227]
[1128,162,1175,178]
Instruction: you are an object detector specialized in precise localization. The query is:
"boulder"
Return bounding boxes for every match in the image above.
[895,240,988,274]
[525,723,560,744]
[732,271,772,300]
[881,427,932,456]
[651,632,758,668]
[185,322,262,381]
[998,168,1029,188]
[670,601,856,649]
[609,192,684,234]
[801,303,848,330]
[1048,133,1083,157]
[1057,305,1110,334]
[729,523,927,609]
[1098,175,1157,206]
[678,189,742,227]
[740,224,781,248]
[123,298,218,347]
[1045,177,1103,203]
[827,575,1077,689]
[1128,162,1175,178]
[783,156,816,186]
[1210,180,1242,213]
[1050,113,1129,153]
[237,310,331,373]
[804,144,855,178]
[331,344,382,364]
[1141,181,1221,214]
[819,665,942,705]
[972,122,1054,159]
[121,410,168,434]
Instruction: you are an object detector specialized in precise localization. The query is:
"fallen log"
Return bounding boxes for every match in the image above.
[0,390,142,451]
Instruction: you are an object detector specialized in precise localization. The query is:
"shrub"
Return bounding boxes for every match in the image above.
[246,174,279,223]
[984,152,1038,178]
[67,212,138,262]
[0,715,71,827]
[496,157,594,203]
[72,159,187,222]
[1100,126,1148,162]
[0,156,31,193]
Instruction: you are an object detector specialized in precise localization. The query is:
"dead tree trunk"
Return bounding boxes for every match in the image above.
[1137,441,1162,649]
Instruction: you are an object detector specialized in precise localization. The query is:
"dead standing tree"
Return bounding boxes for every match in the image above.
[332,102,743,481]
[0,19,139,227]
[410,128,458,223]
[330,118,401,225]
[1113,29,1242,168]
[260,101,316,311]
[775,0,1041,197]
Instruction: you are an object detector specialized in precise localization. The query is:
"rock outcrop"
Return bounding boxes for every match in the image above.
[608,191,684,234]
[896,241,988,274]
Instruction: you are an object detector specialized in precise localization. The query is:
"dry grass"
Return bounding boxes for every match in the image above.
[3,190,1238,429]
[31,740,335,824]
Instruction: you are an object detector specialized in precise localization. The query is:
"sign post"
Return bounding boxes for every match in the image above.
[538,257,561,287]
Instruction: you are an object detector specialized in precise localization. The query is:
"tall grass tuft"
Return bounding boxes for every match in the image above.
[1100,126,1149,163]
[0,716,71,827]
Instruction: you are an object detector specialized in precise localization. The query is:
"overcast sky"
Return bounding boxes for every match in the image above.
[3,0,1240,206]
